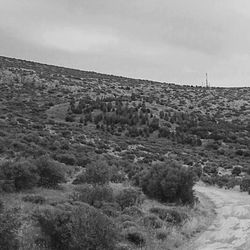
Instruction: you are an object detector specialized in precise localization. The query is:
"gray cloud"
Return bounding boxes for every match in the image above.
[0,0,250,87]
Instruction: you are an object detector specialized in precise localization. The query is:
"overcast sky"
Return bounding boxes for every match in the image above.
[1,0,250,87]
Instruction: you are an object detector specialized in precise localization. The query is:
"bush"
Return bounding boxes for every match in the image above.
[232,166,242,176]
[121,221,138,229]
[149,207,188,224]
[191,164,202,179]
[123,227,146,246]
[22,195,46,204]
[200,175,215,185]
[141,214,163,228]
[156,229,169,240]
[203,164,218,176]
[0,200,3,213]
[110,165,126,183]
[118,214,134,223]
[100,202,121,218]
[85,159,111,185]
[240,176,250,192]
[76,155,90,167]
[122,206,144,217]
[115,187,143,210]
[35,203,119,250]
[12,160,39,191]
[73,184,114,207]
[0,180,16,193]
[72,172,87,185]
[0,160,39,191]
[35,156,66,188]
[0,207,21,250]
[140,161,195,204]
[214,175,235,188]
[55,153,76,165]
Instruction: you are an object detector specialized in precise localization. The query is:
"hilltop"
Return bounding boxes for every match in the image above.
[0,55,250,249]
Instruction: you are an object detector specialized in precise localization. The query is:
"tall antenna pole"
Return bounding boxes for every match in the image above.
[205,73,209,88]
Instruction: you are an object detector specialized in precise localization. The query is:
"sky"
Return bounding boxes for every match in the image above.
[1,0,250,87]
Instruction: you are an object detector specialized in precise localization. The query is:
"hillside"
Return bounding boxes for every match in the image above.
[0,55,250,249]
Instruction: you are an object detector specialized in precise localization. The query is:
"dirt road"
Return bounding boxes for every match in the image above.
[189,185,250,250]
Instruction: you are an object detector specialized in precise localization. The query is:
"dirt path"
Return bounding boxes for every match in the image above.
[188,185,250,250]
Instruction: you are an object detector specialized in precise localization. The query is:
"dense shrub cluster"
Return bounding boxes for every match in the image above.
[140,161,195,204]
[0,160,39,191]
[0,156,66,192]
[0,205,21,250]
[35,203,119,250]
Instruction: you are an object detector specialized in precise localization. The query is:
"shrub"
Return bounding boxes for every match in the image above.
[35,156,66,188]
[191,164,202,179]
[0,207,21,250]
[0,200,3,213]
[149,207,169,220]
[122,221,138,229]
[214,175,233,188]
[22,195,46,204]
[116,243,130,250]
[140,161,195,204]
[65,114,75,122]
[118,214,134,223]
[73,184,114,207]
[55,153,76,165]
[72,172,87,185]
[122,206,144,217]
[141,214,163,229]
[100,202,121,218]
[203,165,218,175]
[240,176,250,192]
[110,165,126,183]
[149,207,188,224]
[0,180,16,193]
[85,159,111,185]
[200,175,215,185]
[156,229,169,240]
[232,166,242,176]
[12,160,39,191]
[35,203,119,250]
[0,160,39,191]
[76,155,90,167]
[115,187,143,210]
[123,227,146,246]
